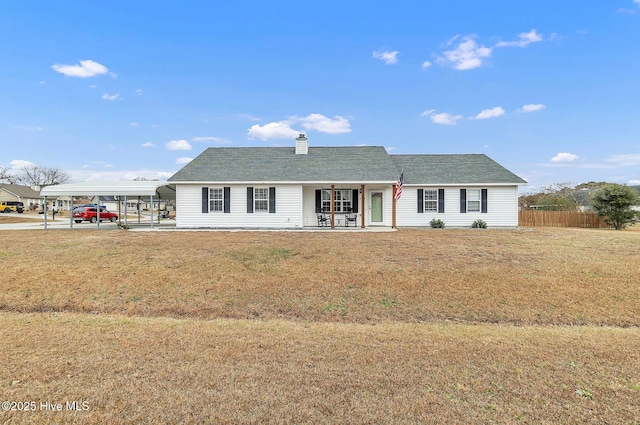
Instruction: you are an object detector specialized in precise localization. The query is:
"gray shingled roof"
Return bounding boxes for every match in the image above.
[168,146,399,182]
[0,184,43,198]
[390,154,527,185]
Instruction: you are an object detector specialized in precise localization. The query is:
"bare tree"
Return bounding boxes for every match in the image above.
[16,165,70,187]
[0,166,12,183]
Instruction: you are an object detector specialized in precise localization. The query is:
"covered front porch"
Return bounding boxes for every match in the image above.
[301,184,397,229]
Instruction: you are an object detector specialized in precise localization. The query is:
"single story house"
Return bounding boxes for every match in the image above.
[0,184,43,210]
[167,134,527,229]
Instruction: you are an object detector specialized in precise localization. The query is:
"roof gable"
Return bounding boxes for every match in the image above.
[0,184,42,198]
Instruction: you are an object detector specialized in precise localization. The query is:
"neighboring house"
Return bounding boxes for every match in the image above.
[0,184,43,210]
[167,134,527,229]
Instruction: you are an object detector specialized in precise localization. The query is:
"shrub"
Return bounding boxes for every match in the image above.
[429,218,445,229]
[471,219,487,229]
[591,184,640,230]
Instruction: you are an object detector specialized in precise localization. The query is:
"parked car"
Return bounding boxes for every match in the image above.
[72,207,118,223]
[0,201,24,213]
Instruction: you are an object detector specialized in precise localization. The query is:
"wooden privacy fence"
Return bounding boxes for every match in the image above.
[519,210,610,228]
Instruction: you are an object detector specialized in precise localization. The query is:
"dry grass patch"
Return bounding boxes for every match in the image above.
[1,228,639,326]
[1,313,639,425]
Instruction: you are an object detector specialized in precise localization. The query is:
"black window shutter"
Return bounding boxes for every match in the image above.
[352,189,359,213]
[315,190,322,213]
[269,187,276,213]
[481,189,488,213]
[460,189,467,213]
[438,189,445,213]
[417,189,424,213]
[223,187,231,214]
[247,187,253,213]
[202,187,209,213]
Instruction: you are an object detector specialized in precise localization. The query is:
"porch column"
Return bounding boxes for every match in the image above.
[392,184,397,229]
[330,185,335,229]
[360,185,365,229]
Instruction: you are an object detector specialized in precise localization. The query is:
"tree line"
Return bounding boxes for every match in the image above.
[0,165,70,187]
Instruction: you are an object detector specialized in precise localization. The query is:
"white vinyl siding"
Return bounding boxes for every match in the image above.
[396,186,520,227]
[175,184,302,228]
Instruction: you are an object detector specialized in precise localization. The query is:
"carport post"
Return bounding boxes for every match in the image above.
[70,195,74,229]
[96,194,100,228]
[150,195,154,229]
[124,196,128,226]
[43,196,47,229]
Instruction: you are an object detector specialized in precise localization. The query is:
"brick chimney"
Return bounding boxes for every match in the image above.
[295,133,308,155]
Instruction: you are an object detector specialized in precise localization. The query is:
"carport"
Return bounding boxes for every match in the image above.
[39,181,176,230]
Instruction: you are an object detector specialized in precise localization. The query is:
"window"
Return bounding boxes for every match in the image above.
[424,189,438,211]
[209,188,223,212]
[467,189,481,212]
[321,189,352,212]
[203,186,230,214]
[418,188,444,213]
[254,188,269,212]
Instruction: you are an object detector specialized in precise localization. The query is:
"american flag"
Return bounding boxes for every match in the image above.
[394,171,404,200]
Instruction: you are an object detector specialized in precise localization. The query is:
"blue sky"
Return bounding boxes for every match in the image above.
[1,1,639,191]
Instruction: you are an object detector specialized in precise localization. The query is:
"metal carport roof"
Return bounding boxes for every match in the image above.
[40,181,175,229]
[40,181,175,198]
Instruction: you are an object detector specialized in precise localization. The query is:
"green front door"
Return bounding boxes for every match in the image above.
[371,192,383,223]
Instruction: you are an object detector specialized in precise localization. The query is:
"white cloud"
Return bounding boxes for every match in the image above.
[472,106,505,120]
[176,157,193,164]
[430,112,463,126]
[102,93,120,101]
[52,59,110,78]
[141,142,155,148]
[298,114,351,134]
[130,122,139,127]
[372,50,399,65]
[628,179,640,185]
[422,61,432,69]
[248,122,299,140]
[496,29,543,48]
[10,159,37,169]
[551,152,580,163]
[89,85,97,89]
[420,109,436,117]
[191,136,231,144]
[39,81,46,85]
[248,114,352,139]
[519,104,546,113]
[436,35,492,70]
[166,140,192,150]
[135,89,143,95]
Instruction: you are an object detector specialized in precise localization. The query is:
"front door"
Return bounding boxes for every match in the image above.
[371,192,383,223]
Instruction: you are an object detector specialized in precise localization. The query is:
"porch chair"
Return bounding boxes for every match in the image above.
[316,209,329,227]
[345,209,357,227]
